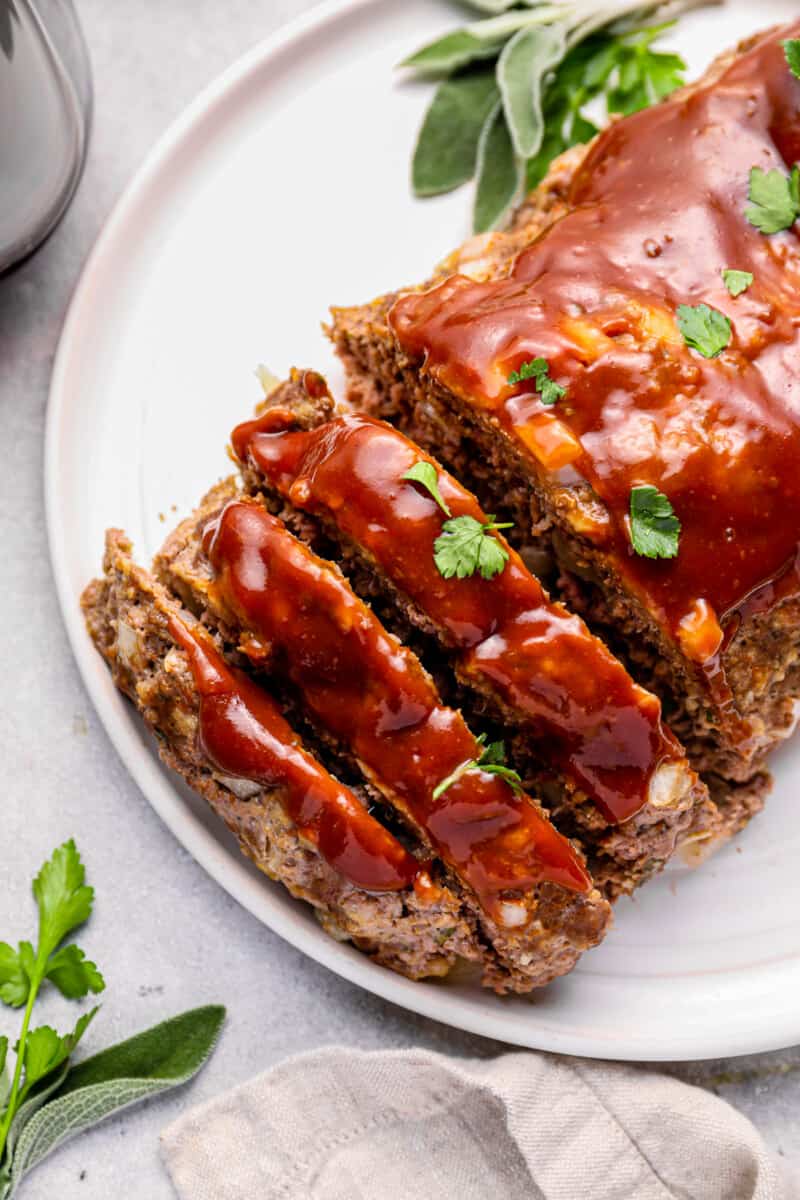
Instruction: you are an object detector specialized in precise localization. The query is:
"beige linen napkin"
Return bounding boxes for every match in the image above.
[161,1047,795,1199]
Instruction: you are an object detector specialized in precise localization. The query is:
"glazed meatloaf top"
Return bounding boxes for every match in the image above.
[386,21,800,726]
[230,369,719,898]
[84,529,612,994]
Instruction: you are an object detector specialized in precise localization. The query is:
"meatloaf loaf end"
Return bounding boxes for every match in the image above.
[83,529,611,993]
[329,23,800,822]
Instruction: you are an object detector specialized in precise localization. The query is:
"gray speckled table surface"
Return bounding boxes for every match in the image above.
[2,1,799,1196]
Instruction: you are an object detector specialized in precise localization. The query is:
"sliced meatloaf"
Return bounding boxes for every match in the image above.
[83,529,611,993]
[330,22,800,817]
[230,370,722,897]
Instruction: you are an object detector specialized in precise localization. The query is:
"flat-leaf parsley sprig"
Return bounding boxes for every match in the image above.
[433,736,524,800]
[676,302,731,359]
[0,840,105,1163]
[400,1,712,232]
[507,356,566,405]
[745,163,800,235]
[402,460,513,581]
[721,268,752,298]
[0,842,224,1197]
[785,37,800,81]
[629,484,681,559]
[402,460,452,516]
[434,514,512,580]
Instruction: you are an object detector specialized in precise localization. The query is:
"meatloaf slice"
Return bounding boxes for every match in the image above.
[83,529,611,993]
[231,370,722,897]
[330,22,800,817]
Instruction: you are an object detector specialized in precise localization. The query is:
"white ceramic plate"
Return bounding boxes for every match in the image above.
[47,0,800,1060]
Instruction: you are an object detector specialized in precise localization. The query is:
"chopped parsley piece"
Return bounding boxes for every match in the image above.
[432,736,524,800]
[434,515,512,581]
[721,268,753,298]
[745,164,800,235]
[629,485,680,560]
[784,38,800,81]
[676,302,731,358]
[402,460,452,516]
[507,356,566,406]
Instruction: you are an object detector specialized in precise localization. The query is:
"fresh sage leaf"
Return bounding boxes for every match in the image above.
[400,30,504,74]
[401,7,694,232]
[466,8,564,41]
[7,1006,225,1193]
[461,0,525,13]
[412,69,499,196]
[4,1064,70,1163]
[468,0,567,11]
[498,24,566,158]
[473,100,521,232]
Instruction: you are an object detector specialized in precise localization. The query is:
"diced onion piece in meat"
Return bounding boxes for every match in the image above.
[212,772,262,801]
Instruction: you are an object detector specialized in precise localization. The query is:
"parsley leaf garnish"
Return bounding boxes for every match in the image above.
[784,38,800,81]
[432,736,524,800]
[629,485,681,559]
[507,356,566,406]
[721,268,753,298]
[507,357,546,385]
[745,164,800,235]
[402,461,452,516]
[434,515,512,581]
[676,302,731,358]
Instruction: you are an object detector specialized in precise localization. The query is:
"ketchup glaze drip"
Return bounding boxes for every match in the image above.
[167,614,420,892]
[201,499,591,917]
[389,22,800,689]
[231,411,685,824]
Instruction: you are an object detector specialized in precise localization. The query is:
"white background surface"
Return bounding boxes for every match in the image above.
[2,0,799,1195]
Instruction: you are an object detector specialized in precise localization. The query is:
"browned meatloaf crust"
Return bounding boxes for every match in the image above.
[232,372,724,899]
[328,31,793,832]
[82,529,611,993]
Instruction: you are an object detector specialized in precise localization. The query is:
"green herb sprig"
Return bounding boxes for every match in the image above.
[402,461,452,516]
[784,38,800,81]
[401,2,708,232]
[433,736,524,800]
[721,269,752,298]
[676,302,731,358]
[0,842,224,1196]
[745,164,800,235]
[629,484,680,559]
[434,514,512,580]
[507,356,566,405]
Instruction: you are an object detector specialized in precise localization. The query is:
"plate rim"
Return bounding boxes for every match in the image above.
[45,0,800,1061]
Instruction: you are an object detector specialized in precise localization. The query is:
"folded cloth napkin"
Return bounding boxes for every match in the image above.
[161,1047,795,1200]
